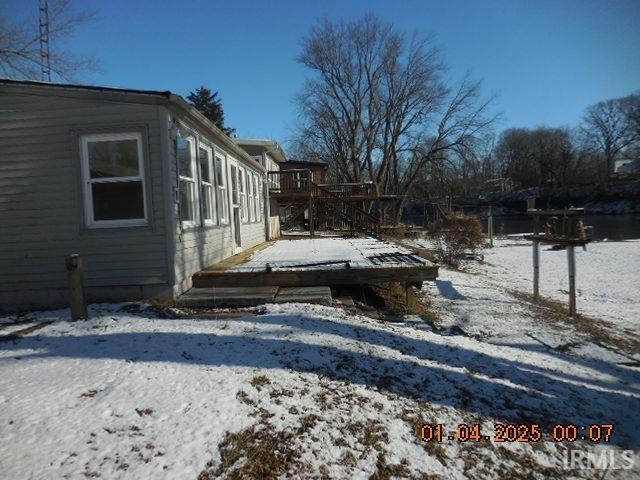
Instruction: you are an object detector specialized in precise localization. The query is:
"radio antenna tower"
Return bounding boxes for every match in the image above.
[38,0,51,81]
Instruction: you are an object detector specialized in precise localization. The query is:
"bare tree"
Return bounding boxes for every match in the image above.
[294,14,495,222]
[0,0,95,81]
[581,97,639,178]
[620,93,640,140]
[496,127,579,189]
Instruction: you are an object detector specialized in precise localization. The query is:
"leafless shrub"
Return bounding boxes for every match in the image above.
[431,213,483,265]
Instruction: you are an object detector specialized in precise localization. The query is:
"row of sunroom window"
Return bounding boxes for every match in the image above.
[176,133,264,229]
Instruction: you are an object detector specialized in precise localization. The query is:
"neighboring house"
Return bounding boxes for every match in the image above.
[0,79,268,312]
[280,158,328,184]
[483,177,514,194]
[614,159,639,175]
[235,138,288,240]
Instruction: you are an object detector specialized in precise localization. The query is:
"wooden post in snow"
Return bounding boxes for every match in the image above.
[65,254,87,320]
[532,241,540,299]
[528,197,540,299]
[487,205,494,248]
[567,245,577,316]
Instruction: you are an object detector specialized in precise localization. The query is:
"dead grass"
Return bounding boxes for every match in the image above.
[199,387,330,480]
[511,290,640,353]
[370,453,413,480]
[369,282,440,324]
[269,388,295,400]
[297,414,323,435]
[398,409,448,467]
[249,374,271,391]
[235,390,256,406]
[344,420,388,451]
[198,424,301,480]
[490,445,566,480]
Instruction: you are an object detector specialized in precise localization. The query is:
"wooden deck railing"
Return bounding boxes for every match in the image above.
[267,169,381,236]
[315,182,374,197]
[268,169,311,194]
[311,183,380,236]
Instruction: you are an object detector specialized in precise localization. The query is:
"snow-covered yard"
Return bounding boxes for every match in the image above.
[481,238,640,338]
[1,239,638,479]
[418,238,640,351]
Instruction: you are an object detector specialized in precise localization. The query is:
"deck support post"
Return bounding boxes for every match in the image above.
[308,195,314,238]
[350,205,355,236]
[532,241,540,299]
[567,245,576,317]
[65,254,87,320]
[402,282,410,311]
[487,205,494,248]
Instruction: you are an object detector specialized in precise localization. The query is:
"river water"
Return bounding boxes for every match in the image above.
[484,214,640,241]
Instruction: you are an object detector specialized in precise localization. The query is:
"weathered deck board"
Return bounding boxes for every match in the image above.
[202,241,275,271]
[274,286,332,305]
[192,264,438,288]
[176,287,278,307]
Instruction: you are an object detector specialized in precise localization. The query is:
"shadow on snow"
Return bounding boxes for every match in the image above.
[1,310,638,448]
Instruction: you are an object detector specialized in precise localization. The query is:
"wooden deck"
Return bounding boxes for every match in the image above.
[191,238,439,288]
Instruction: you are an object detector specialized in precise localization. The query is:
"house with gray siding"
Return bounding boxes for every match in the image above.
[235,138,287,240]
[0,79,270,312]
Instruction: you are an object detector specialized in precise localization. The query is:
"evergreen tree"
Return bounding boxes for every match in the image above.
[186,86,235,136]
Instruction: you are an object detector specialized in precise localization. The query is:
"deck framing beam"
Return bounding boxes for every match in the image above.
[192,265,438,288]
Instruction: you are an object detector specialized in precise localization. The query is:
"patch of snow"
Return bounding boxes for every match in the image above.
[232,237,430,271]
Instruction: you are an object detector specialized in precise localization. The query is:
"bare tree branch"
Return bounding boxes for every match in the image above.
[292,14,496,221]
[0,0,97,81]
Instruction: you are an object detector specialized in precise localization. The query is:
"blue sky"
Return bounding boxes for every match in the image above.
[4,0,640,145]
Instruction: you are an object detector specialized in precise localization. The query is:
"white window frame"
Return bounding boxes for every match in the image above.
[80,132,148,228]
[239,167,247,223]
[178,135,198,229]
[198,143,216,226]
[248,171,255,222]
[255,175,262,222]
[214,151,228,224]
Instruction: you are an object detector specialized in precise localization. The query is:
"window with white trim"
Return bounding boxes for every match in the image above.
[215,153,228,224]
[239,167,247,222]
[177,135,197,227]
[255,175,261,221]
[248,172,255,222]
[80,132,147,228]
[198,144,215,225]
